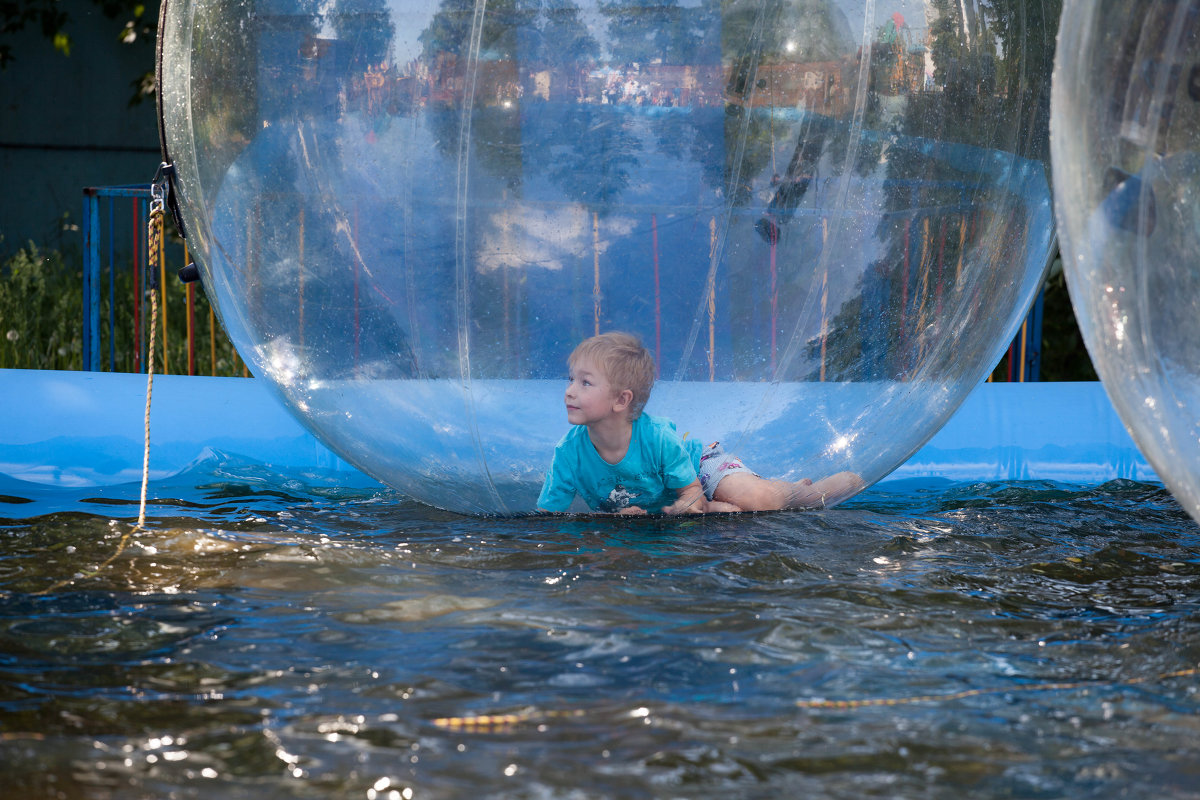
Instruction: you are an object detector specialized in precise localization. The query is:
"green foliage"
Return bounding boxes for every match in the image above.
[0,0,68,68]
[0,243,84,370]
[150,271,249,379]
[1035,264,1098,381]
[0,0,158,103]
[0,240,247,376]
[984,258,1097,382]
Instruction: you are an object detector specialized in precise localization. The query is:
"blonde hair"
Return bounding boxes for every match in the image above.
[569,332,656,419]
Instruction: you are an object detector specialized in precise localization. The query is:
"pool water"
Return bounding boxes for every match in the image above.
[2,455,1199,798]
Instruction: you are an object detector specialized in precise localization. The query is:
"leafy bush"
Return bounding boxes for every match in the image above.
[1038,265,1097,381]
[0,244,84,370]
[0,240,246,375]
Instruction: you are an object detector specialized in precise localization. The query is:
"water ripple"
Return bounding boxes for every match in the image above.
[1,472,1198,798]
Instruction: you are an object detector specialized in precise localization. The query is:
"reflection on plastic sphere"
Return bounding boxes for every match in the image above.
[1052,1,1200,523]
[160,0,1056,514]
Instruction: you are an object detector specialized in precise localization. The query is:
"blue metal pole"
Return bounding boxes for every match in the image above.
[82,188,101,371]
[138,196,147,373]
[108,197,116,371]
[1024,288,1045,382]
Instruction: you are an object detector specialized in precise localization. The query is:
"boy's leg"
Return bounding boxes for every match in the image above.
[710,472,792,511]
[713,471,864,511]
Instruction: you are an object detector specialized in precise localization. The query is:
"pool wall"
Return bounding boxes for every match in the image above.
[0,368,1155,490]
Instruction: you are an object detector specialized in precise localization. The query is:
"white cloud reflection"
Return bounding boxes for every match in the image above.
[477,202,635,273]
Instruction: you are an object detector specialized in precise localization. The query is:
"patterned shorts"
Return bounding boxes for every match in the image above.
[697,442,757,500]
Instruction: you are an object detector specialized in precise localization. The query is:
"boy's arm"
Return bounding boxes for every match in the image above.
[537,444,578,513]
[649,422,705,514]
[662,479,707,514]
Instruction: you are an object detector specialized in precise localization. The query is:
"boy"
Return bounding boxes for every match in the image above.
[536,332,864,515]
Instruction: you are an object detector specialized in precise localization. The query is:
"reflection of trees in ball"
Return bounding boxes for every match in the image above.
[329,0,397,71]
[805,0,1059,383]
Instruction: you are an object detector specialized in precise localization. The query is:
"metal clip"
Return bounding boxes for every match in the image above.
[147,162,172,292]
[150,162,170,216]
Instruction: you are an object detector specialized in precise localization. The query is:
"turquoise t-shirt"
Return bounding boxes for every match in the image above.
[537,414,705,513]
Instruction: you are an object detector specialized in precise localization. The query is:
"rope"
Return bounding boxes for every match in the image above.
[432,709,584,732]
[136,190,162,530]
[136,280,159,531]
[35,186,161,595]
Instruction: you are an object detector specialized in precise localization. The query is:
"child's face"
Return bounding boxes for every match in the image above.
[565,357,625,427]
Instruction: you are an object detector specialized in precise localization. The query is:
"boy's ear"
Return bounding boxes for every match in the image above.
[612,388,634,413]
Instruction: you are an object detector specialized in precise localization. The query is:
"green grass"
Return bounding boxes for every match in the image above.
[0,240,245,376]
[0,244,85,371]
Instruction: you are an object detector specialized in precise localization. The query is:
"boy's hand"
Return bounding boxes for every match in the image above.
[664,481,707,514]
[664,500,706,514]
[616,505,648,516]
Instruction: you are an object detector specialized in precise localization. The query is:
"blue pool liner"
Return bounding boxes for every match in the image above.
[0,368,1155,490]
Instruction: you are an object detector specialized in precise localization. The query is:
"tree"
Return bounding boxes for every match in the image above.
[1,0,158,102]
[803,0,1063,382]
[532,0,600,67]
[328,0,396,72]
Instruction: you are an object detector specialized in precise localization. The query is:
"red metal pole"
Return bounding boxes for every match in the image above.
[652,213,661,373]
[770,236,777,371]
[133,198,142,373]
[900,216,911,349]
[354,202,361,365]
[187,282,196,376]
[935,216,946,315]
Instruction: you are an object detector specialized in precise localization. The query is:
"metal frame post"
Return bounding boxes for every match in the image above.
[1022,289,1045,382]
[82,188,101,371]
